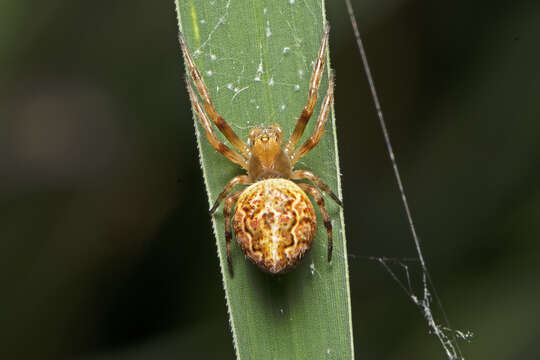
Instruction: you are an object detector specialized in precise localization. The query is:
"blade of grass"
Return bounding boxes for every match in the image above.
[175,1,353,358]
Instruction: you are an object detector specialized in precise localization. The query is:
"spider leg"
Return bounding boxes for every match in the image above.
[284,25,329,155]
[210,175,250,214]
[298,183,333,262]
[224,190,242,275]
[290,71,334,165]
[185,77,248,169]
[179,33,251,158]
[292,169,342,207]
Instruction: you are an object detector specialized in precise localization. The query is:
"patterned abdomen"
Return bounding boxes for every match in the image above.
[233,178,317,274]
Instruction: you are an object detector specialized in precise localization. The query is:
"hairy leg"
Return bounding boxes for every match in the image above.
[298,183,333,262]
[292,169,342,206]
[290,72,335,165]
[284,25,329,155]
[210,175,250,214]
[223,190,242,275]
[185,77,248,169]
[179,34,251,157]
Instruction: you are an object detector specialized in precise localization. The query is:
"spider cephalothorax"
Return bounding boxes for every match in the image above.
[180,25,342,274]
[248,124,291,181]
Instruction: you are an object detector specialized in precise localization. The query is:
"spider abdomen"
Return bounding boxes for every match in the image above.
[233,178,317,274]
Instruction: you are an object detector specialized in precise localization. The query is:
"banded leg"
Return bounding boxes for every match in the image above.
[292,169,342,206]
[185,77,248,169]
[179,34,251,157]
[224,190,242,275]
[298,183,333,262]
[284,25,330,155]
[210,175,250,214]
[290,72,335,165]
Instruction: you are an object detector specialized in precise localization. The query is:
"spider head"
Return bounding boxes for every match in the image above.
[249,123,283,166]
[249,123,282,149]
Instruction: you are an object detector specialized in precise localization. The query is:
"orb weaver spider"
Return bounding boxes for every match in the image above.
[179,25,342,275]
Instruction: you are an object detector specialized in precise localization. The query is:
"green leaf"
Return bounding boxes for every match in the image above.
[174,1,353,359]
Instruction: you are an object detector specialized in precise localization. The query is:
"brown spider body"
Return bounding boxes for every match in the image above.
[180,25,342,275]
[234,179,317,274]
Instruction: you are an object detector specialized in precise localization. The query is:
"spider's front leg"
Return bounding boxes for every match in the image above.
[284,25,329,155]
[185,77,248,169]
[223,190,242,275]
[290,72,335,165]
[179,34,251,158]
[298,183,333,262]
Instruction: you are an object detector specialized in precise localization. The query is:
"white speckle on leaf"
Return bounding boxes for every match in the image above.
[294,84,300,91]
[206,70,213,76]
[266,20,272,38]
[263,8,268,15]
[210,54,217,61]
[194,49,201,56]
[280,104,286,111]
[289,0,296,3]
[226,83,233,90]
[256,105,260,110]
[200,19,206,24]
[268,77,275,86]
[298,69,304,78]
[283,47,290,54]
[254,61,263,81]
[309,263,322,279]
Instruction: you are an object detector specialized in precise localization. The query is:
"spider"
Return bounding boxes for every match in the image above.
[179,25,342,275]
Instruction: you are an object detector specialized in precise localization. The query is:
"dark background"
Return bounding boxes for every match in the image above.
[2,0,539,359]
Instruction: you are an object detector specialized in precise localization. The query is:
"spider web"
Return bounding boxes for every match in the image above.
[344,0,471,358]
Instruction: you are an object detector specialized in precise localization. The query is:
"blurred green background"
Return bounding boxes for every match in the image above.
[1,0,539,359]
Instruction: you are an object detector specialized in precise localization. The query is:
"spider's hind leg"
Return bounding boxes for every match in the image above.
[223,190,242,275]
[210,175,250,214]
[298,183,333,262]
[292,169,342,207]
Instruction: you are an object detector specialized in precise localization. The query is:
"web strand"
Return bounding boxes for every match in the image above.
[344,1,464,358]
